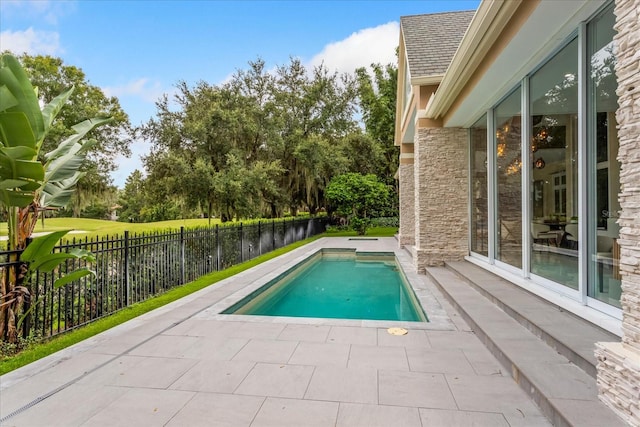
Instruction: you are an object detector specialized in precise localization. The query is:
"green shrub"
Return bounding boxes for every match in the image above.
[371,217,399,227]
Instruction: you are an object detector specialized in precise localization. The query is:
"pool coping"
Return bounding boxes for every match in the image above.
[199,237,456,331]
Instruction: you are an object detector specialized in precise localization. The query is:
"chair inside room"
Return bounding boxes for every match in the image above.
[532,223,557,246]
[564,223,578,249]
[596,218,621,298]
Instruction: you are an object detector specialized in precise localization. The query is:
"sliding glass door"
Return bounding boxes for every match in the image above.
[495,88,522,268]
[470,114,488,256]
[587,5,621,308]
[529,38,579,289]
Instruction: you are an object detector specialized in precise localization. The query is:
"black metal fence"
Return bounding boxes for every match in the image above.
[1,217,328,339]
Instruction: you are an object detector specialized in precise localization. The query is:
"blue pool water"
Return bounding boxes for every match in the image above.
[224,250,427,322]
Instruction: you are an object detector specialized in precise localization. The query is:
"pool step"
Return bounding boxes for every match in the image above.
[425,263,625,427]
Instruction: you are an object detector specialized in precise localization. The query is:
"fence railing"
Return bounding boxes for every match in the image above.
[1,217,328,339]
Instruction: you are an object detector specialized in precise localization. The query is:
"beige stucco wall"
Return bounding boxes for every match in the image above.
[413,127,469,271]
[595,0,640,425]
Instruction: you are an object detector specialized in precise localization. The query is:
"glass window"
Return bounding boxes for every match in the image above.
[470,114,488,256]
[495,88,522,268]
[529,38,579,290]
[588,5,620,307]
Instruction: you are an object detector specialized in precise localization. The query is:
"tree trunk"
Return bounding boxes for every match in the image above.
[1,202,40,342]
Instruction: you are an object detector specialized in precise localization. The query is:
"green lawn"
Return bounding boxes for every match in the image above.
[0,217,224,238]
[324,226,398,237]
[1,216,320,239]
[1,217,396,240]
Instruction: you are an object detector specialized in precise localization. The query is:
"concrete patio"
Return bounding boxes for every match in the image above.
[0,237,615,426]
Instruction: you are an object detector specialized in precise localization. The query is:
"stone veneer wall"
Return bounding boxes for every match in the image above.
[413,126,469,271]
[595,0,640,425]
[399,162,416,246]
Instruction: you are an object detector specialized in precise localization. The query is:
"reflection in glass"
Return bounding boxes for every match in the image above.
[470,115,488,256]
[588,5,620,307]
[495,88,522,268]
[529,38,579,289]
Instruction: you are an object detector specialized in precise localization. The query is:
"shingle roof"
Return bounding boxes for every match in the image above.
[401,10,475,78]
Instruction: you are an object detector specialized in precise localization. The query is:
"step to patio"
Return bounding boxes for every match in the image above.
[444,261,619,379]
[425,264,626,427]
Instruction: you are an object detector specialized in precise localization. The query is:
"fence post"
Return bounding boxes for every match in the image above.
[239,222,243,263]
[272,219,276,250]
[216,224,220,270]
[124,231,130,306]
[180,227,185,284]
[258,221,262,255]
[284,218,288,246]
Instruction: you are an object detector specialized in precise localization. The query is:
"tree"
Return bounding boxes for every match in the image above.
[139,57,360,220]
[118,170,146,222]
[0,54,103,342]
[271,59,359,215]
[355,62,399,215]
[7,53,133,215]
[338,132,385,176]
[355,62,399,183]
[325,173,391,235]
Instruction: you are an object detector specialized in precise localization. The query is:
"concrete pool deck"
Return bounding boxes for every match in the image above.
[1,237,552,426]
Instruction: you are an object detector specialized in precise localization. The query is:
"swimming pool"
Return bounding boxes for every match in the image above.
[223,249,428,322]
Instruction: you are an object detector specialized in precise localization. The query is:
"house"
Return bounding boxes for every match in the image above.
[395,0,639,424]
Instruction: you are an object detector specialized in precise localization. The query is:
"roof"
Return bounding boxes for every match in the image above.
[400,10,476,78]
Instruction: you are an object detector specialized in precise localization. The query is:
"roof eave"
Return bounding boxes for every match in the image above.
[411,75,444,86]
[424,0,523,120]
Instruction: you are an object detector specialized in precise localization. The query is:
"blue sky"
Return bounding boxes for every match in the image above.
[1,0,479,187]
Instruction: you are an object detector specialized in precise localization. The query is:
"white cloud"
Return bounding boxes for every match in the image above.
[103,78,167,104]
[308,21,399,74]
[0,27,62,55]
[0,0,76,25]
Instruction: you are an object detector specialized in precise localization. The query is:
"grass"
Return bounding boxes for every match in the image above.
[0,217,225,239]
[324,226,398,237]
[0,216,312,249]
[0,216,394,240]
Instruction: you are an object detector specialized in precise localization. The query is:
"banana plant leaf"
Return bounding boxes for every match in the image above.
[0,154,44,184]
[0,189,34,208]
[20,230,71,263]
[41,87,74,137]
[21,231,96,287]
[0,112,37,149]
[41,179,81,208]
[44,116,109,160]
[44,152,87,182]
[0,179,28,189]
[0,85,19,111]
[0,144,44,207]
[54,268,95,289]
[0,55,44,143]
[27,248,95,273]
[0,145,37,160]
